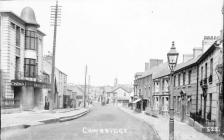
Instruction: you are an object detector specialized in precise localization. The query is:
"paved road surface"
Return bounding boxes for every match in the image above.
[2,103,159,140]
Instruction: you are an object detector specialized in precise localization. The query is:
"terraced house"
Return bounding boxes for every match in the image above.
[133,35,223,132]
[133,59,163,111]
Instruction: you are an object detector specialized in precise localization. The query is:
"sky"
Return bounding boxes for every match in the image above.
[0,0,222,86]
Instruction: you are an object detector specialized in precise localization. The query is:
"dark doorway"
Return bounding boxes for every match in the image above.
[14,86,21,107]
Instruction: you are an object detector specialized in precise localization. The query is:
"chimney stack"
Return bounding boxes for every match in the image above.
[149,59,163,69]
[202,36,219,52]
[145,62,149,71]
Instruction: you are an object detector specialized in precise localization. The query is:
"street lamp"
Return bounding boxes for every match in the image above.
[167,41,179,140]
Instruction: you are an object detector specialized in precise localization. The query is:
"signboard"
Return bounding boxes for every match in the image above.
[11,81,25,86]
[11,80,50,88]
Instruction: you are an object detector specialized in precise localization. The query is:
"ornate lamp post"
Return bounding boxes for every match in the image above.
[167,41,179,140]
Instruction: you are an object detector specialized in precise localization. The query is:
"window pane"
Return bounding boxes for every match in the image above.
[25,59,29,64]
[26,30,30,36]
[25,64,29,77]
[16,27,20,46]
[31,31,35,37]
[26,38,30,49]
[30,38,35,50]
[210,59,213,75]
[30,66,35,77]
[36,38,39,50]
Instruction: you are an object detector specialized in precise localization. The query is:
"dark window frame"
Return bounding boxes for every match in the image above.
[205,63,208,79]
[174,75,176,87]
[210,58,213,76]
[188,70,192,85]
[16,26,20,47]
[183,72,186,85]
[25,30,36,50]
[24,58,36,78]
[201,66,203,80]
[178,73,181,86]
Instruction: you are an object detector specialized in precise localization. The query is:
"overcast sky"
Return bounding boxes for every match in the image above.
[0,0,222,86]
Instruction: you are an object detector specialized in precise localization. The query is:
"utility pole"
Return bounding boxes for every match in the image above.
[49,0,61,111]
[84,65,87,108]
[221,1,224,136]
[88,75,90,105]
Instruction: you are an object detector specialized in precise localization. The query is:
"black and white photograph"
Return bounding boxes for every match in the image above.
[0,0,224,140]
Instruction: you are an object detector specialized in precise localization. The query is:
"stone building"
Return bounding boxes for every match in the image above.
[133,35,223,132]
[43,55,67,109]
[133,59,163,111]
[0,7,49,110]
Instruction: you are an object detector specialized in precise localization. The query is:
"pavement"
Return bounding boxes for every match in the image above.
[1,105,92,133]
[1,102,159,140]
[118,105,215,140]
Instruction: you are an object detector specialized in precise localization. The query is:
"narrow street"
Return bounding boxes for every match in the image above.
[2,103,159,140]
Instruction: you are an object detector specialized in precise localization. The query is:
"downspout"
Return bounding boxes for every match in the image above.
[196,64,199,115]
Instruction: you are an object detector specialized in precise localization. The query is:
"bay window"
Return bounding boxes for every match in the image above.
[24,58,36,77]
[25,30,36,50]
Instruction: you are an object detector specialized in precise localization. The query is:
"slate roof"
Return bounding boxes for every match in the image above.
[152,62,170,79]
[110,84,133,93]
[136,40,221,80]
[174,54,202,73]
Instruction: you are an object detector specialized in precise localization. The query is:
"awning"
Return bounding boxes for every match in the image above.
[132,98,141,104]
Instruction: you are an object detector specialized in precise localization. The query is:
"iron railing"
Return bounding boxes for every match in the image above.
[14,71,50,84]
[1,98,20,109]
[190,112,216,127]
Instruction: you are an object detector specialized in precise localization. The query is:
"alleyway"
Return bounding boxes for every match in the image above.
[1,103,159,140]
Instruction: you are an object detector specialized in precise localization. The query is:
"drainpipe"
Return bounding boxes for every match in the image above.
[196,65,199,116]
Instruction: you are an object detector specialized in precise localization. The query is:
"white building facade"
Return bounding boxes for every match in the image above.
[0,7,50,110]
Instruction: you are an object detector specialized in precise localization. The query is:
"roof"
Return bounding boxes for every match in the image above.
[20,7,39,27]
[111,84,133,93]
[198,41,220,63]
[137,62,164,79]
[0,11,26,24]
[152,62,170,79]
[141,40,221,80]
[135,72,143,77]
[0,11,44,35]
[174,54,202,73]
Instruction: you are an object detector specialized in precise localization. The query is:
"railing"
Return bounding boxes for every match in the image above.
[14,71,50,84]
[1,98,20,109]
[190,112,216,127]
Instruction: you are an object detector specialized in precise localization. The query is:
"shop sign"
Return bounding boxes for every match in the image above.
[11,80,50,88]
[11,81,25,86]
